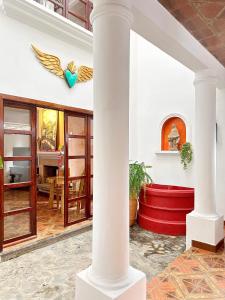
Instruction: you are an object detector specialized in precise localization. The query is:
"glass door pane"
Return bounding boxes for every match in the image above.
[4,107,31,131]
[4,161,31,184]
[68,138,85,156]
[1,102,36,245]
[4,212,31,241]
[64,112,90,226]
[4,186,31,211]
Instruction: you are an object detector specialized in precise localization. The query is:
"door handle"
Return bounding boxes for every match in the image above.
[0,156,3,170]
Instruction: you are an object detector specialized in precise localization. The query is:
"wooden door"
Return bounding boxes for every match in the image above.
[0,100,36,250]
[89,116,93,216]
[64,112,92,226]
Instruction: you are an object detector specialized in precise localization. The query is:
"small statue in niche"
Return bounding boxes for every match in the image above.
[168,124,180,151]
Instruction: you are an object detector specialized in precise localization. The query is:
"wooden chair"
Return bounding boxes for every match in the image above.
[48,176,64,214]
[48,172,85,216]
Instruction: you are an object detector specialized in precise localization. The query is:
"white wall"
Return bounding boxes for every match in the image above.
[0,1,93,110]
[130,31,195,187]
[0,4,195,188]
[1,4,225,216]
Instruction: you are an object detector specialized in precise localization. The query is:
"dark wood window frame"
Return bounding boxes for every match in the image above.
[39,0,93,31]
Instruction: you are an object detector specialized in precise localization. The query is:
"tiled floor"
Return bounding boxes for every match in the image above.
[147,245,225,300]
[37,194,65,238]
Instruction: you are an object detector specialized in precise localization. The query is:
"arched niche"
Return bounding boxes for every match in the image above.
[161,116,186,151]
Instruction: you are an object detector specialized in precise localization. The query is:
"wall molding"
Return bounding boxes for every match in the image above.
[3,0,93,49]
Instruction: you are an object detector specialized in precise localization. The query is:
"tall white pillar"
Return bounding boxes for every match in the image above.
[216,88,225,219]
[75,0,146,299]
[186,69,224,250]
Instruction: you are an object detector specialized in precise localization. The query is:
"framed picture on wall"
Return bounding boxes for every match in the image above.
[39,109,58,151]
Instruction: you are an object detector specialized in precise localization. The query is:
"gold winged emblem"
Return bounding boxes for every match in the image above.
[32,45,93,88]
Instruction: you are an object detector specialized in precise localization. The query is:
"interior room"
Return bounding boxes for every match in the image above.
[36,107,65,238]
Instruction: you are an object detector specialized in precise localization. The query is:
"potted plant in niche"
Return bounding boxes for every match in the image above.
[129,161,152,226]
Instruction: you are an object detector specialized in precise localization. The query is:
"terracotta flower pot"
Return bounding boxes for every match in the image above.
[129,197,138,226]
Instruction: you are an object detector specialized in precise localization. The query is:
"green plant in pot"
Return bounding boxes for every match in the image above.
[179,142,193,169]
[129,161,152,226]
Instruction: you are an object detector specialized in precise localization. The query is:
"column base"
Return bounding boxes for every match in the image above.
[186,211,224,251]
[75,266,146,300]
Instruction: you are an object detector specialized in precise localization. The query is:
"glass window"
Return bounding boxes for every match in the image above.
[68,199,86,223]
[68,138,85,156]
[68,116,85,136]
[4,186,31,212]
[4,161,31,184]
[4,134,31,157]
[68,178,86,199]
[4,107,31,131]
[69,159,85,177]
[4,212,31,241]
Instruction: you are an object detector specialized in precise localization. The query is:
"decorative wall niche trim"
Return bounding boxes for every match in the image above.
[155,151,179,155]
[3,0,93,49]
[156,113,191,154]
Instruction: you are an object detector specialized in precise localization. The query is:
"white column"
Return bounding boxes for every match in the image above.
[216,88,225,219]
[75,0,146,299]
[186,69,224,249]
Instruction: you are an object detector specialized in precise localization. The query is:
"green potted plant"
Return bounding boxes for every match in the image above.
[179,142,193,169]
[129,161,152,226]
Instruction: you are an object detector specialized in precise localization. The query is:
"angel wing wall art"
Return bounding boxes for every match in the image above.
[32,45,93,88]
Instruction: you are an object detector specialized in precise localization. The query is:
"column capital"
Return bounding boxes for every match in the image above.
[90,0,133,26]
[194,69,217,86]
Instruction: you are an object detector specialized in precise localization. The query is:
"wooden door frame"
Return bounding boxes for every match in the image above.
[0,93,93,250]
[0,93,93,116]
[87,115,93,217]
[64,111,92,226]
[0,100,4,252]
[0,99,37,248]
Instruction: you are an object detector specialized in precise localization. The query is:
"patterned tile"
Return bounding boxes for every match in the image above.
[175,274,222,299]
[165,255,206,275]
[209,271,225,294]
[199,256,225,271]
[147,273,185,300]
[147,235,225,299]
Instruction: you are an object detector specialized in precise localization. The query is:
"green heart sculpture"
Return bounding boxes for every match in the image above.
[64,70,78,88]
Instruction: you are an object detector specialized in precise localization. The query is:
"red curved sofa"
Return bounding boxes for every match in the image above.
[137,184,194,236]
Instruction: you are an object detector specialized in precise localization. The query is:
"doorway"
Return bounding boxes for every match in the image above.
[36,107,65,238]
[0,101,36,250]
[0,97,93,251]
